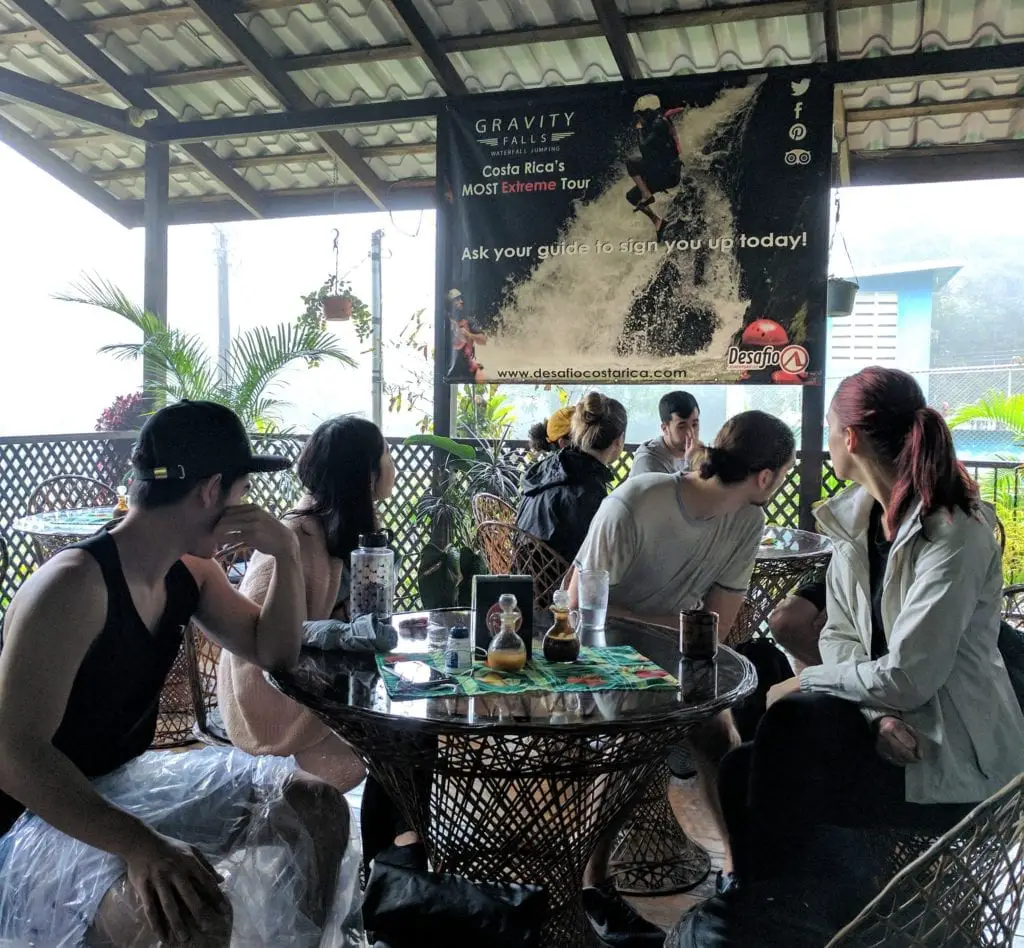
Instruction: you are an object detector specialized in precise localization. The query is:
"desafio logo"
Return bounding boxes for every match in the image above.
[727,345,808,371]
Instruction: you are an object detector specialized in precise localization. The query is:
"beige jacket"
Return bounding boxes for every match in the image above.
[800,485,1024,804]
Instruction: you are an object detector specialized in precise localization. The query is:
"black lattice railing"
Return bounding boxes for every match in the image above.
[2,432,1019,620]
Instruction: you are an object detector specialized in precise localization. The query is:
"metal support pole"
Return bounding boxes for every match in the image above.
[432,113,452,438]
[215,227,231,384]
[799,384,826,531]
[143,142,169,398]
[371,229,384,428]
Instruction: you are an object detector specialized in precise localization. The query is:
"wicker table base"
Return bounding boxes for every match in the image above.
[610,762,711,895]
[317,717,692,947]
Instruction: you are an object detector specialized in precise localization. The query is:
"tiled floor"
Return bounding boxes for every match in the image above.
[625,776,725,931]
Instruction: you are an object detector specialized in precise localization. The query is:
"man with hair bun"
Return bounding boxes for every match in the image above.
[571,410,796,887]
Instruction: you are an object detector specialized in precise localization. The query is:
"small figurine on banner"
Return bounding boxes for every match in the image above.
[350,532,395,624]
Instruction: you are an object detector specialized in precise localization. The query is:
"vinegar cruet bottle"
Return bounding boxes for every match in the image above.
[542,589,581,663]
[487,593,527,672]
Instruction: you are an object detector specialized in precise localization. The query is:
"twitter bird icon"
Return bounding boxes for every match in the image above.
[791,78,810,96]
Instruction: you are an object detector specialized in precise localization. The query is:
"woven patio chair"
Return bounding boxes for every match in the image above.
[476,522,570,612]
[25,475,118,562]
[827,773,1024,947]
[192,543,251,745]
[471,492,515,527]
[152,544,252,748]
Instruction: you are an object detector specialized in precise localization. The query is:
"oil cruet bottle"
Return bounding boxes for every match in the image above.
[486,593,527,672]
[543,589,581,663]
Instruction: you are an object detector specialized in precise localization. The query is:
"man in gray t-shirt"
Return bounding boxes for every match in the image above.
[629,390,704,477]
[571,410,796,884]
[575,472,764,627]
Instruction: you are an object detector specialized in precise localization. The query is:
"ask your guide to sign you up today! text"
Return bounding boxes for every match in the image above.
[439,74,833,386]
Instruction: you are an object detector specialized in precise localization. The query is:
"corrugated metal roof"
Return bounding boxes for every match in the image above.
[0,0,1020,219]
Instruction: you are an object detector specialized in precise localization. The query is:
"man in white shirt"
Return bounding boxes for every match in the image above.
[629,390,704,477]
[572,410,796,880]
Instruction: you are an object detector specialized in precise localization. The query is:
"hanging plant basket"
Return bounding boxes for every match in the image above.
[826,277,859,318]
[323,295,353,321]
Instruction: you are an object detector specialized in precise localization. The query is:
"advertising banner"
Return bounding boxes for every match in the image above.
[439,72,833,386]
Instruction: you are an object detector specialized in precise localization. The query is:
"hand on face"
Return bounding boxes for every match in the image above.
[214,504,297,560]
[684,433,705,465]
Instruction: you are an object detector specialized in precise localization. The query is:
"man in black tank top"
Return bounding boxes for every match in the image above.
[0,402,350,946]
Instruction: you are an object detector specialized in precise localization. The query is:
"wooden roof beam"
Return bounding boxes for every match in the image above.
[824,0,840,62]
[0,114,133,225]
[591,0,642,81]
[87,141,435,180]
[848,140,1024,186]
[117,179,436,227]
[0,0,298,45]
[18,0,885,99]
[181,0,389,209]
[847,94,1024,123]
[0,64,143,138]
[380,0,467,96]
[7,0,266,218]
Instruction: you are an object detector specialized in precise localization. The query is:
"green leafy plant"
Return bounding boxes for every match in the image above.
[949,393,1024,446]
[383,308,434,433]
[59,274,355,433]
[297,273,372,352]
[403,429,523,607]
[456,384,517,439]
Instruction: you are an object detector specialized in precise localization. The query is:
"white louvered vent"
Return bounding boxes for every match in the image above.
[829,292,898,366]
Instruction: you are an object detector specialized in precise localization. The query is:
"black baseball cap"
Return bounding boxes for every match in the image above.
[132,401,291,481]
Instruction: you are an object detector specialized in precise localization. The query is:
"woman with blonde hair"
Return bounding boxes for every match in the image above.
[517,393,627,562]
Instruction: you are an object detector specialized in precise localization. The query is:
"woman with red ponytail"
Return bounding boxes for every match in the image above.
[718,366,1024,886]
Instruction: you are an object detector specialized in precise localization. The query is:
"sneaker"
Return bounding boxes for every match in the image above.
[582,879,665,945]
[715,869,739,895]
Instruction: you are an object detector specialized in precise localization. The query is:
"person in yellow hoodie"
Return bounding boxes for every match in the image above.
[528,404,576,453]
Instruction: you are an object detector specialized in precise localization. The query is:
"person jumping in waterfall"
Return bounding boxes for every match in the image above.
[625,94,684,241]
[446,288,487,383]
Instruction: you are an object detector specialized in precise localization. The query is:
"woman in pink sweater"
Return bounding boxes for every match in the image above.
[218,416,395,791]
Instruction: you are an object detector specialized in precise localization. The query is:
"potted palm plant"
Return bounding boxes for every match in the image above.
[404,428,522,608]
[58,275,356,433]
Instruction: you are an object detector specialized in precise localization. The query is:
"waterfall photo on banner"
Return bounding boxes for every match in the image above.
[439,72,833,386]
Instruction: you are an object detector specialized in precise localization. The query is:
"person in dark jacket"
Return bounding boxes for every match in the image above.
[516,393,627,563]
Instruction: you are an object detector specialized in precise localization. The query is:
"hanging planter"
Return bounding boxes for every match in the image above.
[295,228,372,360]
[826,193,860,318]
[826,276,859,318]
[323,294,353,321]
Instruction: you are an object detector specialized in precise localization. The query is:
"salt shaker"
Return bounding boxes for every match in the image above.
[349,532,395,624]
[444,626,472,675]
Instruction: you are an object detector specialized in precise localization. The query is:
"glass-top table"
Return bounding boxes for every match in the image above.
[271,611,755,947]
[11,506,117,538]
